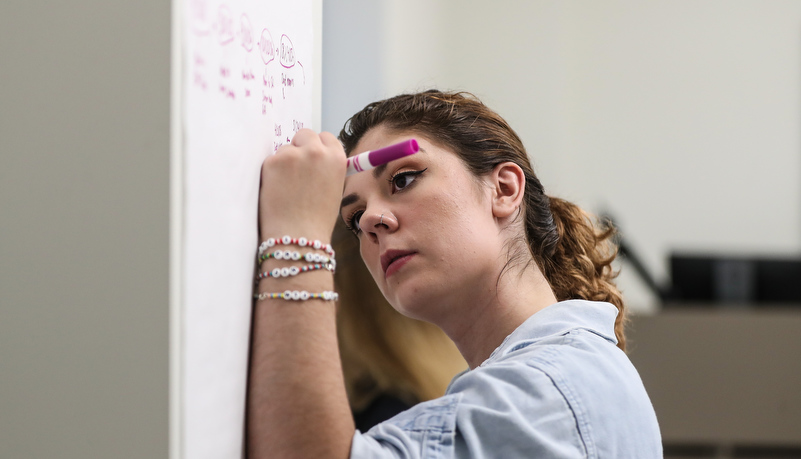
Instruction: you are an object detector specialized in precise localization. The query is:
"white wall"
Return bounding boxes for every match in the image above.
[324,0,801,311]
[321,0,386,133]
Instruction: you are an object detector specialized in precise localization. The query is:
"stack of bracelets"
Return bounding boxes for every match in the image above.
[253,235,339,302]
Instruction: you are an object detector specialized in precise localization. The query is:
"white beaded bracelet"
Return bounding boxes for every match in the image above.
[258,249,335,266]
[256,262,334,280]
[258,236,335,258]
[254,290,339,301]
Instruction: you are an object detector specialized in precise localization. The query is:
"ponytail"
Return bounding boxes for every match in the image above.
[534,197,627,350]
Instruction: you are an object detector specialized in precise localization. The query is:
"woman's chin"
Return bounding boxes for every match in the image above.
[385,290,440,323]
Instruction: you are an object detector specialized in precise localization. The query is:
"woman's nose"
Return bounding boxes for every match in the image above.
[360,211,398,235]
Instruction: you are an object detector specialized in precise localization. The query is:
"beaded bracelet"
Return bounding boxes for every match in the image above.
[256,263,334,280]
[258,236,335,258]
[258,249,335,266]
[254,290,339,301]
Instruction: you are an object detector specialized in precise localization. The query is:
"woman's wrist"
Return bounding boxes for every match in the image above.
[254,234,337,303]
[259,227,334,246]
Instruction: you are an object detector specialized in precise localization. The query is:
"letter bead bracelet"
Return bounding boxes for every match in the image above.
[256,263,334,280]
[254,235,339,303]
[258,236,335,258]
[254,290,339,302]
[259,249,336,268]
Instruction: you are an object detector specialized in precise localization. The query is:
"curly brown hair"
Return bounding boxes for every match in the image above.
[339,90,627,350]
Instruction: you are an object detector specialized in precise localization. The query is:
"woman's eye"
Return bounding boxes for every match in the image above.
[389,168,427,193]
[347,210,364,235]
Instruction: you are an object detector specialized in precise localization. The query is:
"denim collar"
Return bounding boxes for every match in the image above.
[481,299,619,367]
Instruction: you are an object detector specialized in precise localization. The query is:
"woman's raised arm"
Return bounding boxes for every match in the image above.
[247,129,355,459]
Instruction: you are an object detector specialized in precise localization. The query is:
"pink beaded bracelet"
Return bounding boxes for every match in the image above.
[257,236,335,259]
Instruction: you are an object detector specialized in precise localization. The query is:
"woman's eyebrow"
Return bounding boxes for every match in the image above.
[371,146,427,179]
[340,193,358,209]
[372,163,388,179]
[340,146,426,210]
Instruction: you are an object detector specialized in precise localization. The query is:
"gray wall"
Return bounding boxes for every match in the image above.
[0,1,170,457]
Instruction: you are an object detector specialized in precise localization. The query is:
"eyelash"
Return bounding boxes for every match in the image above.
[345,209,364,235]
[388,168,427,193]
[344,168,428,236]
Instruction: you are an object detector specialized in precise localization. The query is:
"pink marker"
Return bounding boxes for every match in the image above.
[346,139,419,176]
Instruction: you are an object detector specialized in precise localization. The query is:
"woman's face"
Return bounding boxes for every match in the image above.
[340,127,505,323]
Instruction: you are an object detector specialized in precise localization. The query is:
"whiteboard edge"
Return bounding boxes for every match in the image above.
[169,0,185,457]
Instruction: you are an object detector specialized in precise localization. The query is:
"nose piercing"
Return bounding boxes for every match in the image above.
[379,214,384,225]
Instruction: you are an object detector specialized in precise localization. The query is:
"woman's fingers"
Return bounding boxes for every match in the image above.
[268,129,344,170]
[318,131,341,148]
[258,130,346,240]
[289,127,319,147]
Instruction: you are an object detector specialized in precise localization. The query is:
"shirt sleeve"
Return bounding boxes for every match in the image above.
[350,394,461,459]
[350,359,587,459]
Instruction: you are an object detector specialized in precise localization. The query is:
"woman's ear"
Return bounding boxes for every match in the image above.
[490,162,526,220]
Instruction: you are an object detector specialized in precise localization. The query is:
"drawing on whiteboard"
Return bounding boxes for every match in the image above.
[279,34,295,68]
[259,29,275,65]
[240,14,254,51]
[190,0,211,36]
[216,4,235,45]
[279,34,305,85]
[187,0,311,152]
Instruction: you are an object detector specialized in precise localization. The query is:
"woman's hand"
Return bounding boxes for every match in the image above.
[258,129,347,243]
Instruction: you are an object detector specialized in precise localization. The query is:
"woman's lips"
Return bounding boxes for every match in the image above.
[380,249,417,278]
[385,253,415,278]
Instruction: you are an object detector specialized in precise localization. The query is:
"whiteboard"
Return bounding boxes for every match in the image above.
[171,1,322,457]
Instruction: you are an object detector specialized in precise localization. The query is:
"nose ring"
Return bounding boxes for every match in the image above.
[379,213,384,225]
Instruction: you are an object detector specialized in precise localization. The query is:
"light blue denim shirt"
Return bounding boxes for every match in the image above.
[350,300,662,458]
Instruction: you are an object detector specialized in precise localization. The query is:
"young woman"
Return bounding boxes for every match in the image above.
[248,90,662,458]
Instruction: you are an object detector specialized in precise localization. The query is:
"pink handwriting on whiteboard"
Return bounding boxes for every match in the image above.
[262,91,273,115]
[240,14,253,51]
[186,3,309,111]
[190,0,210,35]
[262,71,274,88]
[259,29,275,65]
[216,4,234,45]
[219,84,235,100]
[279,35,295,68]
